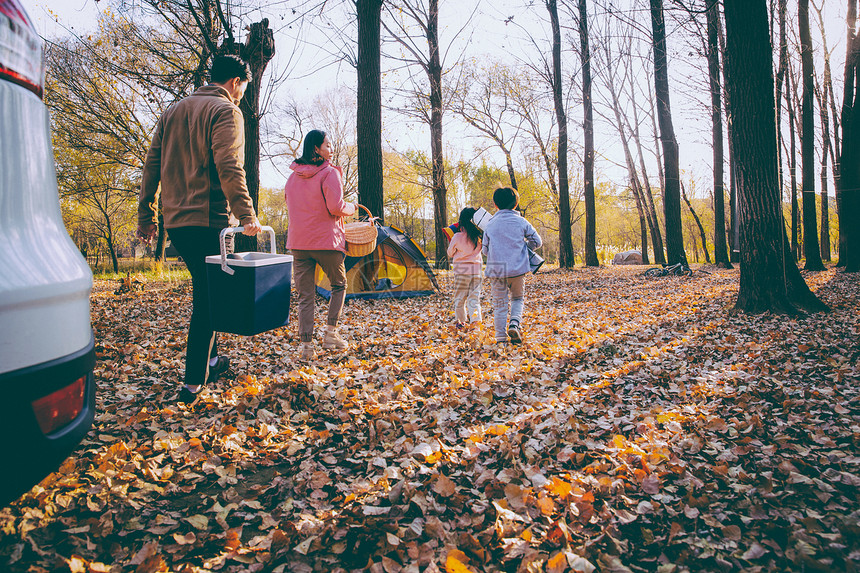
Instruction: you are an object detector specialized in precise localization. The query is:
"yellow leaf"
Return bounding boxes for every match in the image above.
[538,495,555,516]
[67,556,87,573]
[546,477,572,498]
[486,424,510,436]
[445,551,475,573]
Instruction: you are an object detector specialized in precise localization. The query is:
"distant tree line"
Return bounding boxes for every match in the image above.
[46,0,857,313]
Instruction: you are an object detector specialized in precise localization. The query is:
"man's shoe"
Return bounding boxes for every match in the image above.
[322,330,348,350]
[507,321,522,344]
[178,386,202,405]
[208,356,230,380]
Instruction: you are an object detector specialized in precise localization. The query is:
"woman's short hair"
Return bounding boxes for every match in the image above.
[295,130,327,166]
[493,187,519,210]
[210,55,252,84]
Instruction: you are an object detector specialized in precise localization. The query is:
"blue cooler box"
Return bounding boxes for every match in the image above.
[205,227,292,336]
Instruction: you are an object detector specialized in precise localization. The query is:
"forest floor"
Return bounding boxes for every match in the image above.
[1,265,858,573]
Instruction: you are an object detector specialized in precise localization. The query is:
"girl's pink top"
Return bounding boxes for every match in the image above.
[447,231,483,275]
[284,160,356,252]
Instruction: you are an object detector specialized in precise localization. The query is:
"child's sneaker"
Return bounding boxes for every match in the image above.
[507,321,522,344]
[322,329,348,350]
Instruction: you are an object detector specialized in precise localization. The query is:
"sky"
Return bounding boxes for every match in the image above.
[18,0,848,198]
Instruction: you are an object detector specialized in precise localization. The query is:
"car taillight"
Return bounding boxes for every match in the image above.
[0,0,45,98]
[31,376,86,435]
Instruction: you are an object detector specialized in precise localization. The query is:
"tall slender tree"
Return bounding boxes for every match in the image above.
[815,76,832,262]
[548,0,574,267]
[774,0,789,250]
[723,0,826,313]
[578,0,599,266]
[598,35,650,264]
[799,0,825,270]
[681,180,711,263]
[220,18,276,233]
[839,0,860,272]
[382,0,470,268]
[627,67,666,264]
[785,59,801,260]
[356,0,384,221]
[717,10,739,261]
[705,0,731,268]
[812,0,837,262]
[649,0,687,265]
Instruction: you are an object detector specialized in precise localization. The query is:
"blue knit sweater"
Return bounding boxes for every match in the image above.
[481,209,542,278]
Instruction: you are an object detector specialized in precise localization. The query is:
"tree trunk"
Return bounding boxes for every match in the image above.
[718,11,740,261]
[723,0,826,313]
[503,148,518,190]
[627,68,666,264]
[786,64,800,261]
[816,77,832,262]
[840,0,860,272]
[428,0,448,269]
[579,0,598,266]
[220,18,275,253]
[681,180,711,263]
[548,0,574,268]
[357,0,385,222]
[628,80,666,263]
[799,0,825,270]
[104,216,119,274]
[633,182,650,264]
[706,0,731,268]
[775,0,788,255]
[649,0,686,266]
[812,0,836,262]
[606,56,650,264]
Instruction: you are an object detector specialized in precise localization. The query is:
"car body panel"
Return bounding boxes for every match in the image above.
[0,0,96,506]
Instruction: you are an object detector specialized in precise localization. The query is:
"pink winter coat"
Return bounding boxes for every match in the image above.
[284,160,356,252]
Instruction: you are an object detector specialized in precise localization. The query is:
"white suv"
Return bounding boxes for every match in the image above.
[0,0,95,505]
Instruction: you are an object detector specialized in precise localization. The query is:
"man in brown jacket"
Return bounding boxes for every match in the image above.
[137,54,262,404]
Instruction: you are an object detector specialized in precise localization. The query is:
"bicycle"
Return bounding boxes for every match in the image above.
[642,262,694,277]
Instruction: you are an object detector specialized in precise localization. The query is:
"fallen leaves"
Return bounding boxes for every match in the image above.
[0,266,858,572]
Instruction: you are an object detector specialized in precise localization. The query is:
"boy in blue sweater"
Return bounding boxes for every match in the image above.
[482,187,542,344]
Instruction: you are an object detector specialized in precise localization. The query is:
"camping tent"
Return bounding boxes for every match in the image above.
[316,225,440,300]
[611,250,644,265]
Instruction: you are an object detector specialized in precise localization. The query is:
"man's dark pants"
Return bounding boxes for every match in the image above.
[167,226,221,387]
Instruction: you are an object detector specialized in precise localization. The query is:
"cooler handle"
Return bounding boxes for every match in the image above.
[218,226,276,275]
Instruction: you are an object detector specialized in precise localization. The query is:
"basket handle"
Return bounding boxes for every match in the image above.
[348,204,378,224]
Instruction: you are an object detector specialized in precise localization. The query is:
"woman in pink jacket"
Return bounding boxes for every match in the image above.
[285,130,357,359]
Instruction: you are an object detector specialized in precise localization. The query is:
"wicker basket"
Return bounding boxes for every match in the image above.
[344,204,377,257]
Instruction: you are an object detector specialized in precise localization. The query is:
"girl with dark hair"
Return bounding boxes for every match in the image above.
[284,130,357,359]
[294,129,327,166]
[446,207,483,327]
